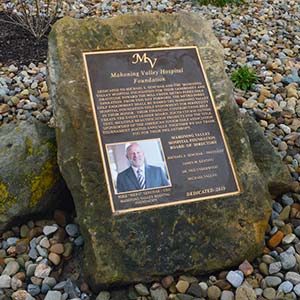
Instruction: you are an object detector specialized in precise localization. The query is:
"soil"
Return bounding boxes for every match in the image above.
[0,12,48,67]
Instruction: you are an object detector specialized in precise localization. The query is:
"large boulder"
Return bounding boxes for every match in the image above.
[47,13,291,289]
[0,119,67,231]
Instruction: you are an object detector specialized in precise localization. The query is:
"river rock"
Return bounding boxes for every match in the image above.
[0,119,70,231]
[48,13,277,288]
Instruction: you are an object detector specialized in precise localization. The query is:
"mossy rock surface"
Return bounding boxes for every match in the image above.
[0,119,67,230]
[47,13,290,289]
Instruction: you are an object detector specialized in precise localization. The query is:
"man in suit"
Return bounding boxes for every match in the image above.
[116,143,169,193]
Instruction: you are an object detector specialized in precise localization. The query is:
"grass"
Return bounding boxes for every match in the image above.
[231,66,258,91]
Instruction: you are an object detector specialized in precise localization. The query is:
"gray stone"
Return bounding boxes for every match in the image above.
[43,225,58,236]
[286,272,300,285]
[157,4,166,11]
[2,261,19,276]
[269,262,282,274]
[7,238,19,246]
[74,235,84,246]
[294,283,300,296]
[177,294,193,300]
[207,286,221,300]
[150,285,168,300]
[65,224,79,237]
[263,287,276,299]
[44,290,62,300]
[221,290,234,300]
[53,281,66,290]
[29,248,38,260]
[28,284,41,296]
[134,283,149,296]
[42,277,57,288]
[96,291,110,300]
[281,252,296,270]
[36,245,48,257]
[26,263,37,277]
[236,286,256,300]
[278,281,293,293]
[0,120,69,232]
[187,282,202,297]
[0,275,11,288]
[41,283,51,294]
[265,276,282,287]
[48,13,278,288]
[63,279,81,299]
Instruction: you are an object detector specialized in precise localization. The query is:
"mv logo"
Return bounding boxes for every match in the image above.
[132,53,158,69]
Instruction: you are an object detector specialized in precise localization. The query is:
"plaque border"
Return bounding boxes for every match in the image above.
[105,138,172,195]
[83,46,241,214]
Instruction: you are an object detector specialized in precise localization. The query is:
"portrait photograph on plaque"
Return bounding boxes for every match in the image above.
[106,139,171,194]
[83,46,241,214]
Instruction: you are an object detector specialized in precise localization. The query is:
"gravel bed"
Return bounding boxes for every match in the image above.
[1,0,300,299]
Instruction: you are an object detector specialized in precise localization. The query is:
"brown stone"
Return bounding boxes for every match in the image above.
[291,181,300,192]
[30,276,42,285]
[80,282,90,293]
[29,227,43,240]
[15,239,29,255]
[7,246,16,256]
[292,203,300,211]
[279,206,291,221]
[14,272,26,281]
[49,243,64,254]
[12,290,32,300]
[246,277,260,289]
[281,224,293,235]
[239,260,254,276]
[53,210,67,226]
[161,275,174,289]
[235,96,246,106]
[175,280,189,293]
[218,271,228,280]
[49,252,61,265]
[214,279,231,290]
[51,228,66,243]
[48,12,287,288]
[290,119,300,131]
[268,231,284,248]
[0,103,10,114]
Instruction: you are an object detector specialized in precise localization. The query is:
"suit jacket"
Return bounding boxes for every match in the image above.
[116,164,169,193]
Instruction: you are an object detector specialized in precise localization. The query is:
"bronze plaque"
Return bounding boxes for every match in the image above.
[83,46,240,214]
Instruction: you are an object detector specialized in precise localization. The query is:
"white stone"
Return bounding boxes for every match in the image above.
[0,275,11,288]
[279,124,291,135]
[286,272,300,285]
[226,270,244,288]
[2,261,20,276]
[294,283,300,296]
[34,263,52,278]
[44,291,62,300]
[221,290,234,300]
[43,225,58,236]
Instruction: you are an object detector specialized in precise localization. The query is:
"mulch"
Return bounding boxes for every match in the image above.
[0,12,48,67]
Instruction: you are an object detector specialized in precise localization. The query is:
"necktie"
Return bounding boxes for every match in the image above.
[137,168,145,189]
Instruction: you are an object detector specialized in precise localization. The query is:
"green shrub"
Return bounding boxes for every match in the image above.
[3,0,62,40]
[231,66,258,91]
[198,0,245,7]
